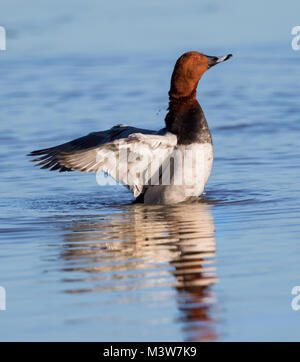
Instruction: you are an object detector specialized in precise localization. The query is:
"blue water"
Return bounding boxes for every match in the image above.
[1,0,300,341]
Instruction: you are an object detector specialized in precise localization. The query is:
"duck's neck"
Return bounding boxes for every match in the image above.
[165,94,212,145]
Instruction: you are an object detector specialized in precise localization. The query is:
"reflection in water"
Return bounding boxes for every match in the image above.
[60,202,218,341]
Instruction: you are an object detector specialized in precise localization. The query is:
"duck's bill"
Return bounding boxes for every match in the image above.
[207,54,232,68]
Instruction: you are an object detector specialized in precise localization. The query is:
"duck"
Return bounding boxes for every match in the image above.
[28,51,232,204]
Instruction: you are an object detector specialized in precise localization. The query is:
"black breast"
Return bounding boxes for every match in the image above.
[165,98,212,145]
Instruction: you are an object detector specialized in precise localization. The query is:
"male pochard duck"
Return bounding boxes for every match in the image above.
[28,51,232,204]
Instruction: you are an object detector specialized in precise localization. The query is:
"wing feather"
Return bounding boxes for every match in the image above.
[28,125,177,197]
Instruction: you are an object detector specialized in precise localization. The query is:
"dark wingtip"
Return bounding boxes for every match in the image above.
[27,151,36,157]
[27,146,73,173]
[27,146,54,157]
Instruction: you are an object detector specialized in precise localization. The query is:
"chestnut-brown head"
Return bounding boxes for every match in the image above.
[169,51,232,100]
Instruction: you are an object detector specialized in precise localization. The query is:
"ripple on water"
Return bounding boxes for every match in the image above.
[42,202,219,341]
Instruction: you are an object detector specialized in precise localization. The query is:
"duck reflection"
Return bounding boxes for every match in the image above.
[61,201,218,341]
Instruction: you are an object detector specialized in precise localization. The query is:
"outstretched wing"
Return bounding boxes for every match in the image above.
[28,125,177,197]
[28,125,161,172]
